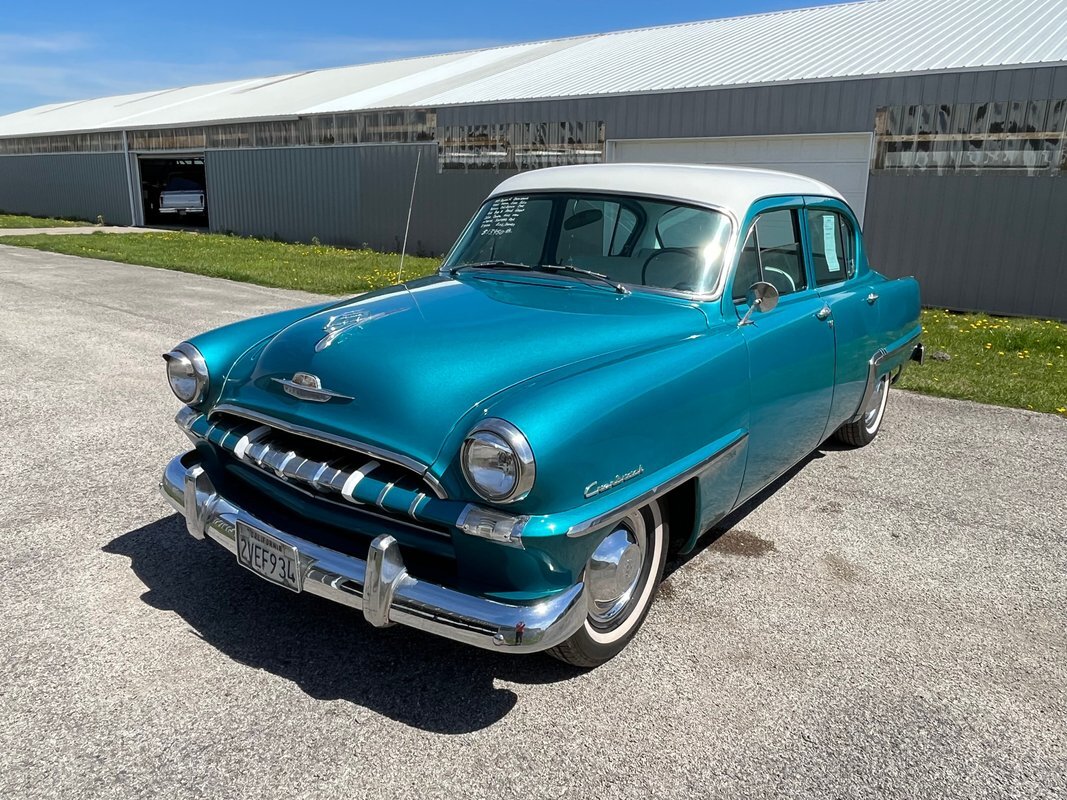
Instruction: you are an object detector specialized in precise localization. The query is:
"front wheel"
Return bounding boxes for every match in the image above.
[548,499,667,668]
[834,372,890,447]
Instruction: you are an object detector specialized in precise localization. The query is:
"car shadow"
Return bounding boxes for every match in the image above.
[104,515,581,734]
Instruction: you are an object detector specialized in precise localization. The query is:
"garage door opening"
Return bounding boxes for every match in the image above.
[138,156,208,228]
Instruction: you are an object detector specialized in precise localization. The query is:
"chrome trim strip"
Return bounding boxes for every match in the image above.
[160,452,586,653]
[212,404,447,498]
[340,460,379,504]
[376,481,395,508]
[408,493,427,519]
[566,433,749,537]
[851,332,922,422]
[233,425,270,460]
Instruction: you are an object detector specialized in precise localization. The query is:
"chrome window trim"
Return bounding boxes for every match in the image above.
[438,190,741,303]
[211,404,448,499]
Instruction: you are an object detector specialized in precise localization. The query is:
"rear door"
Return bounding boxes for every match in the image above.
[729,199,836,502]
[804,197,879,431]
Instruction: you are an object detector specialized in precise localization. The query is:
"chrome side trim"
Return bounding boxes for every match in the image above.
[212,404,448,499]
[851,332,922,423]
[160,452,587,653]
[566,433,749,537]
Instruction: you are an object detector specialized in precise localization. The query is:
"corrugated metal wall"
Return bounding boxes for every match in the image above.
[436,64,1067,318]
[206,144,505,254]
[1,64,1065,316]
[0,152,131,225]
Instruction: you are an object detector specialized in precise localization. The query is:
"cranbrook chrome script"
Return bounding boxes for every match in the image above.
[584,466,645,498]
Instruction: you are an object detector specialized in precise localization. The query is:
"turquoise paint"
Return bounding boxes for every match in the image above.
[179,192,921,602]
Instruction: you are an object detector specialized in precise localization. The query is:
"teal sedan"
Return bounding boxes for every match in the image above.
[159,164,923,667]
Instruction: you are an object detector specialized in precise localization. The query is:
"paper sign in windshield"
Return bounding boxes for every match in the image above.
[823,216,841,273]
[479,196,528,237]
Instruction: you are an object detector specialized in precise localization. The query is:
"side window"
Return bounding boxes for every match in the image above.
[732,209,808,301]
[806,209,856,286]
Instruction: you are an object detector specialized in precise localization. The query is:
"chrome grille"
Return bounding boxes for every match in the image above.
[176,407,445,530]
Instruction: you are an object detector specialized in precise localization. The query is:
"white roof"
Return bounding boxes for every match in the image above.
[2,0,1066,137]
[489,164,845,216]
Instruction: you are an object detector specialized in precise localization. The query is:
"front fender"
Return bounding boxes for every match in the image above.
[458,323,750,520]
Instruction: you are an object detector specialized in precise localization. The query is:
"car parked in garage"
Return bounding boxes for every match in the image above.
[159,164,923,666]
[159,175,206,216]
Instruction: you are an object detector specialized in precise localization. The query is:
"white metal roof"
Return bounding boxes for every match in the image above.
[489,163,845,216]
[2,0,1066,138]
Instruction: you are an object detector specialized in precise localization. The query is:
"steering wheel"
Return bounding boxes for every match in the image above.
[641,248,700,287]
[763,266,796,293]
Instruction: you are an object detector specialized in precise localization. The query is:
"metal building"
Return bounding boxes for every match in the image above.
[1,0,1066,317]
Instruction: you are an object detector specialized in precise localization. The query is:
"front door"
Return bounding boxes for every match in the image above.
[729,204,836,502]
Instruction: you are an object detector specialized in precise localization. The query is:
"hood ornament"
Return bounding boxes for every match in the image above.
[272,372,354,403]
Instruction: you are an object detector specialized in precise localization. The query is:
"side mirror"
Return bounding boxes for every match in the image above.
[738,281,779,327]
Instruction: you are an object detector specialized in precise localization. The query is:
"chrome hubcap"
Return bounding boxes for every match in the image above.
[587,515,646,626]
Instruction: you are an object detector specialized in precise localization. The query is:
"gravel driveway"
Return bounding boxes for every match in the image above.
[2,246,1064,799]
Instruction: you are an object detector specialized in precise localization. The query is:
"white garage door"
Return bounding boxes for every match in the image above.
[608,133,873,223]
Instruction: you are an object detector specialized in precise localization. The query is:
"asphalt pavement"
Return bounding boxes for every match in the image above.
[1,245,1064,799]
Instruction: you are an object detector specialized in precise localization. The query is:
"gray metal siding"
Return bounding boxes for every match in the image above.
[0,152,131,225]
[1,64,1065,316]
[437,64,1067,318]
[865,173,1067,319]
[206,144,505,254]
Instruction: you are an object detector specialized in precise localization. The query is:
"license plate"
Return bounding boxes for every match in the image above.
[236,521,302,592]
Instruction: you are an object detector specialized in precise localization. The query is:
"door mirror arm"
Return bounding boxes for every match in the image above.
[738,281,780,327]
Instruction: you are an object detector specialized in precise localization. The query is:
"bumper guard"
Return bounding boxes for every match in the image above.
[159,452,587,653]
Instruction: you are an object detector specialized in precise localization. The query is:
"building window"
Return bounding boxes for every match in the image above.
[873,100,1067,174]
[0,110,438,155]
[437,121,606,171]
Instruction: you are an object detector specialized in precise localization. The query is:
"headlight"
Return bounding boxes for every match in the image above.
[461,418,535,503]
[163,342,209,404]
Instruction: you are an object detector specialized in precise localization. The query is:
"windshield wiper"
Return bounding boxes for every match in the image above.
[536,264,630,295]
[448,260,533,276]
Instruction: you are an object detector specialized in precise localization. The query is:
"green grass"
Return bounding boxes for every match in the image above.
[0,230,441,294]
[0,213,88,228]
[898,309,1067,418]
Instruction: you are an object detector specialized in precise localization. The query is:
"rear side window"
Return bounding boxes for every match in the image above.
[732,209,808,300]
[806,209,856,285]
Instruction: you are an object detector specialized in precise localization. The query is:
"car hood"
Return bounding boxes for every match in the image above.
[216,274,708,469]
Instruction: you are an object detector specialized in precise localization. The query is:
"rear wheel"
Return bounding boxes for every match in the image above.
[548,499,667,668]
[834,372,890,447]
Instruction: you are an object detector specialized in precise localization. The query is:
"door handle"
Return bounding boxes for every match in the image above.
[816,305,832,321]
[867,292,879,304]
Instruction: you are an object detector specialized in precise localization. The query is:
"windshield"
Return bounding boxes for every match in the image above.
[442,192,733,295]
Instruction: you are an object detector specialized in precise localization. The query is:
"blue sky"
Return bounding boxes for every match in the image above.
[1,0,852,115]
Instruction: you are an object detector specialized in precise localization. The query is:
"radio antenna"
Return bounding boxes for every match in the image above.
[397,149,421,284]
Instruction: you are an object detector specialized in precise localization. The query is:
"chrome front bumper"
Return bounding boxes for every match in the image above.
[159,452,588,653]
